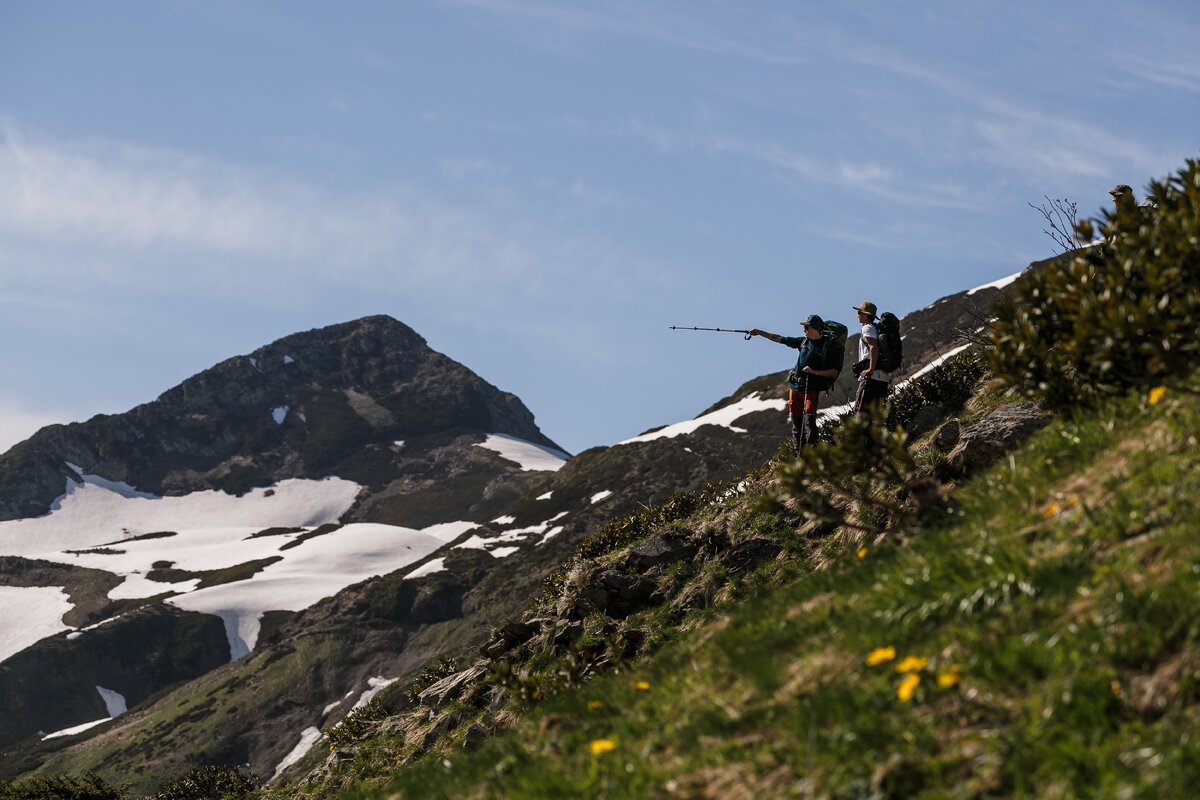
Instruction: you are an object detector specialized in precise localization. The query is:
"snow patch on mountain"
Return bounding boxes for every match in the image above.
[169,523,450,658]
[407,557,447,578]
[619,392,784,445]
[40,686,126,741]
[475,434,569,471]
[0,472,476,660]
[0,586,73,663]
[273,726,322,781]
[41,717,111,741]
[967,269,1023,295]
[353,676,396,710]
[97,685,127,717]
[0,472,360,559]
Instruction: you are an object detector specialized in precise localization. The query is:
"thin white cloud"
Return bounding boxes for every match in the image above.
[444,0,814,66]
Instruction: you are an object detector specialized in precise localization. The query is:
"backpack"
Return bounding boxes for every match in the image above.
[876,312,903,373]
[817,320,848,390]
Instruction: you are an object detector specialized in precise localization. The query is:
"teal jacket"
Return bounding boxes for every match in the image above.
[782,336,834,391]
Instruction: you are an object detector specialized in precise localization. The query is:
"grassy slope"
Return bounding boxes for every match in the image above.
[332,384,1200,798]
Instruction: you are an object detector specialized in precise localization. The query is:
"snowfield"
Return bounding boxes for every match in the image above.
[0,471,479,661]
[0,586,73,663]
[475,433,569,471]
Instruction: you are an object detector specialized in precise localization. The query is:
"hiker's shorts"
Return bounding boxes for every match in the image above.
[855,377,889,413]
[788,390,819,418]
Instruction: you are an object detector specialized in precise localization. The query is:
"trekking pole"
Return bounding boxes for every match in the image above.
[668,326,753,340]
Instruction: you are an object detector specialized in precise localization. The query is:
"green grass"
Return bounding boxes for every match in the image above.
[339,386,1200,799]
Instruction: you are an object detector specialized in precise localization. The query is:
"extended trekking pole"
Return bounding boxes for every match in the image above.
[668,326,753,340]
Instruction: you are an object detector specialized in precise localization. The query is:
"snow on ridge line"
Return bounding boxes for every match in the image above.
[967,269,1023,296]
[619,392,785,445]
[475,434,569,472]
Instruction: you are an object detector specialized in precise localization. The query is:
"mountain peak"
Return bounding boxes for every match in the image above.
[0,316,560,522]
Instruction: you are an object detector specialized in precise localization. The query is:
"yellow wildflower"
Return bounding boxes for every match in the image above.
[1041,500,1061,519]
[589,738,617,755]
[1111,680,1123,698]
[897,673,921,702]
[634,680,651,692]
[587,700,603,711]
[857,547,868,559]
[895,655,928,673]
[1149,386,1166,405]
[936,667,961,689]
[865,646,896,666]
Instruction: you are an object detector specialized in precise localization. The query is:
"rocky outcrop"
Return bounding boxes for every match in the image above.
[0,605,228,748]
[947,402,1050,473]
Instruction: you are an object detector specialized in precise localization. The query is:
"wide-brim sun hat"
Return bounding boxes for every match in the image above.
[851,301,878,319]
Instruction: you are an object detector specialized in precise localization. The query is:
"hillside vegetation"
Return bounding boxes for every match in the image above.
[4,162,1197,799]
[290,161,1200,799]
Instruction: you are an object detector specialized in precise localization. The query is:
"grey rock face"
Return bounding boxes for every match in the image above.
[935,420,962,452]
[627,533,697,571]
[947,402,1049,473]
[907,403,952,438]
[580,570,659,618]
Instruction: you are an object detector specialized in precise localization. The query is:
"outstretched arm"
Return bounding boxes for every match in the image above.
[749,328,784,344]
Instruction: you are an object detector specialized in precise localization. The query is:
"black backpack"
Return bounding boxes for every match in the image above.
[876,312,903,372]
[820,320,848,386]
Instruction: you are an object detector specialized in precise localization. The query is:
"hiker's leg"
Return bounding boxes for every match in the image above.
[787,390,805,452]
[857,377,888,417]
[801,392,820,447]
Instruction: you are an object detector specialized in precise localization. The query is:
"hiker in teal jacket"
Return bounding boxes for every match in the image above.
[749,314,840,450]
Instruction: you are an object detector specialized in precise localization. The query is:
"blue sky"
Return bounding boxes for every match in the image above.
[1,1,1197,454]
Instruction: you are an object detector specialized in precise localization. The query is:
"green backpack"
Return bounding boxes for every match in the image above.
[820,320,848,385]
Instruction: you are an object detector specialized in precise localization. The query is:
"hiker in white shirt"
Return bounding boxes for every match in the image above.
[852,301,889,414]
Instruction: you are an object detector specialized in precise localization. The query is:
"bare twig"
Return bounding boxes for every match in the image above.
[1028,195,1080,255]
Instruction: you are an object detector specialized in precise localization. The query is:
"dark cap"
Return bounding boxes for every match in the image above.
[852,301,878,319]
[800,314,824,329]
[1109,184,1133,198]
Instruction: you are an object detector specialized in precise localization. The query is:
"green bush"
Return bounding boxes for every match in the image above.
[324,697,395,749]
[152,766,257,800]
[887,350,988,430]
[990,160,1200,408]
[0,775,126,800]
[767,414,928,534]
[403,657,460,704]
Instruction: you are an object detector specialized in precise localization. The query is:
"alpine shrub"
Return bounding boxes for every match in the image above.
[403,657,460,704]
[152,766,257,800]
[0,775,126,800]
[767,415,927,534]
[991,160,1200,408]
[324,697,395,749]
[887,349,988,430]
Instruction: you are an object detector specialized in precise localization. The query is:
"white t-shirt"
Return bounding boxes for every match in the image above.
[859,323,890,382]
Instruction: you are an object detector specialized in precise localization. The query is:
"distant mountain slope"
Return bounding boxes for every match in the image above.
[0,316,567,753]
